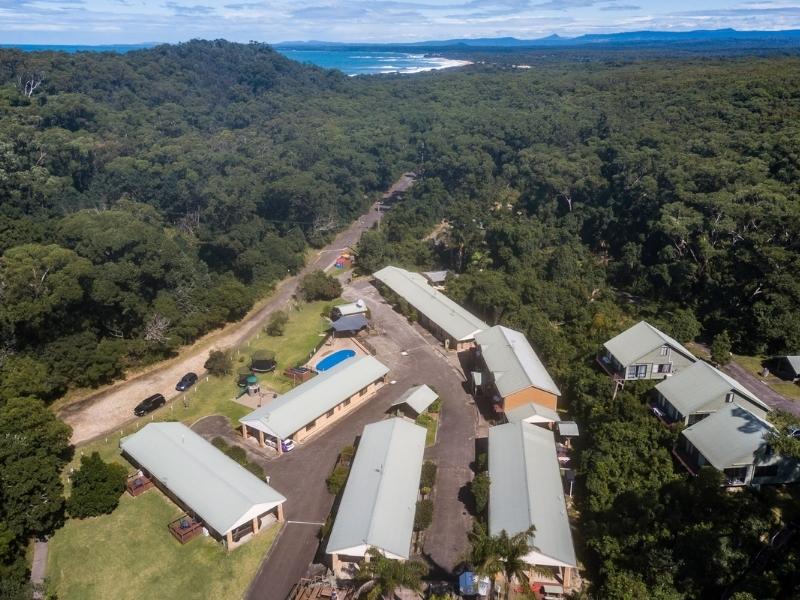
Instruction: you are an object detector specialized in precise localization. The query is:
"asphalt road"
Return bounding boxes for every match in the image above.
[60,173,416,445]
[243,278,478,600]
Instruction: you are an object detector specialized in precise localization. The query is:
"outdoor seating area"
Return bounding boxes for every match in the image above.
[168,515,204,544]
[126,473,154,497]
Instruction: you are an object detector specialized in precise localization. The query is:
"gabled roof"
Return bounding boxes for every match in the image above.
[240,355,389,439]
[330,314,369,333]
[682,404,775,470]
[476,326,560,398]
[781,356,800,375]
[603,321,696,367]
[506,402,561,425]
[373,266,488,342]
[422,270,449,284]
[557,421,580,437]
[655,361,770,417]
[326,418,426,559]
[390,384,439,415]
[488,422,576,568]
[120,423,285,536]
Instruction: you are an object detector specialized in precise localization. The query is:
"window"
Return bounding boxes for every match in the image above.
[754,464,779,479]
[657,364,672,374]
[306,420,316,432]
[660,345,670,356]
[725,392,735,403]
[326,409,335,418]
[627,364,648,379]
[343,398,351,407]
[360,387,367,397]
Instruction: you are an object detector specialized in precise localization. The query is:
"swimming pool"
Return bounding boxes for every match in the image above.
[316,349,356,372]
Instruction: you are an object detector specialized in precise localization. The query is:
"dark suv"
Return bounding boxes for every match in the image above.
[176,372,198,392]
[134,393,166,417]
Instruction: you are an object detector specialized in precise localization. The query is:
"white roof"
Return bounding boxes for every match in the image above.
[506,403,561,424]
[603,321,696,367]
[335,302,368,316]
[326,418,426,559]
[120,422,285,536]
[655,360,770,417]
[390,384,439,415]
[683,404,775,469]
[476,326,561,397]
[489,422,576,568]
[240,355,389,439]
[373,266,488,342]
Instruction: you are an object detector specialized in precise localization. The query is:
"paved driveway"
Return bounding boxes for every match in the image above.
[244,277,478,600]
[722,361,800,418]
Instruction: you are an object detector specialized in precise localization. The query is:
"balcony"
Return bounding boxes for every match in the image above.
[168,515,204,544]
[126,473,154,497]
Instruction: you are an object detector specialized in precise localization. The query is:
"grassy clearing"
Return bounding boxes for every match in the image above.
[239,299,334,394]
[733,354,800,402]
[46,491,280,600]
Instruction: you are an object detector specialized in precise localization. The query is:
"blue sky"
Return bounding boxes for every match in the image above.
[2,0,800,44]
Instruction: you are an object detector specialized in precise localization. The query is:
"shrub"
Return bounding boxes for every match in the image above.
[266,310,289,336]
[711,331,732,366]
[414,499,434,531]
[470,472,491,515]
[420,460,437,489]
[416,413,434,428]
[476,452,488,473]
[244,461,265,479]
[326,465,350,495]
[340,445,356,463]
[299,270,342,301]
[225,445,247,465]
[428,398,442,413]
[67,452,127,518]
[212,437,229,451]
[205,349,233,376]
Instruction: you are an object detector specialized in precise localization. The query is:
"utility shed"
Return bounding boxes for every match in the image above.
[239,355,389,449]
[600,321,696,381]
[654,360,770,426]
[475,325,561,412]
[331,301,368,320]
[390,384,439,417]
[373,266,488,351]
[120,422,286,549]
[326,418,426,578]
[678,404,799,487]
[488,422,576,588]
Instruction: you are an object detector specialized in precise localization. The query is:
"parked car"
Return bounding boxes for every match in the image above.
[176,372,198,391]
[134,393,166,417]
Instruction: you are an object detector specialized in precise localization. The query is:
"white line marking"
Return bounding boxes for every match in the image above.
[286,520,325,526]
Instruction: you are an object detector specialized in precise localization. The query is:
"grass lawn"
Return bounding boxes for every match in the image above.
[239,299,334,394]
[416,412,439,447]
[46,491,280,600]
[62,300,337,482]
[734,354,800,402]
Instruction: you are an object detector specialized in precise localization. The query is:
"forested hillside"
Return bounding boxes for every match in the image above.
[2,41,800,597]
[0,41,411,400]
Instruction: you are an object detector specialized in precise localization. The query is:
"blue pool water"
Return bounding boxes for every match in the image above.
[316,349,356,372]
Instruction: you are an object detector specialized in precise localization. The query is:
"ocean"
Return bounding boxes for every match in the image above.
[1,44,470,76]
[276,49,471,76]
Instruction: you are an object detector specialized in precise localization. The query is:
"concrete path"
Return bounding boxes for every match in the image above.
[30,539,48,598]
[244,278,478,599]
[60,173,416,445]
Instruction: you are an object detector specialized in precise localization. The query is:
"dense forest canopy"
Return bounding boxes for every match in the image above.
[1,40,800,597]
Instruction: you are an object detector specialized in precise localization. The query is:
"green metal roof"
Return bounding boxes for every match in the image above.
[476,326,561,397]
[120,422,285,535]
[682,404,775,470]
[488,422,576,568]
[655,360,769,417]
[390,384,439,415]
[505,402,561,424]
[239,355,389,439]
[373,266,488,342]
[603,320,696,367]
[326,418,426,559]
